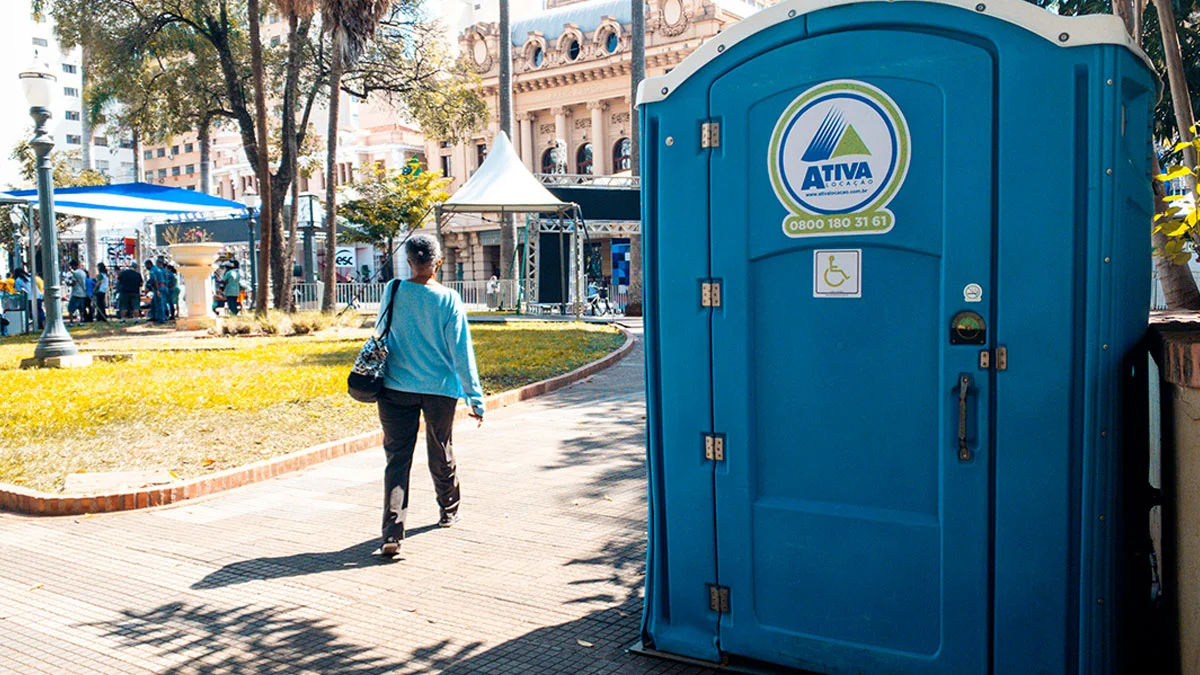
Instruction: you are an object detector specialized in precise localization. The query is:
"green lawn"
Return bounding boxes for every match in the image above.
[0,321,624,492]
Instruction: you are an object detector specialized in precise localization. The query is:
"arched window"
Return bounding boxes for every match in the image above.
[604,31,619,53]
[613,137,631,172]
[531,46,545,68]
[576,143,593,175]
[566,39,581,61]
[541,147,562,174]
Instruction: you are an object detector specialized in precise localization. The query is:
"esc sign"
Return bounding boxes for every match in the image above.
[334,248,356,268]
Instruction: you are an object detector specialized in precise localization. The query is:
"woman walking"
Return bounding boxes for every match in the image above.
[374,234,485,558]
[93,263,110,322]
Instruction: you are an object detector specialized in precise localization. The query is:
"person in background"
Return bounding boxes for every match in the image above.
[371,234,485,558]
[66,259,88,324]
[222,259,242,315]
[13,268,44,326]
[116,262,142,321]
[82,270,96,322]
[143,259,167,323]
[212,264,225,314]
[93,263,110,322]
[165,264,179,319]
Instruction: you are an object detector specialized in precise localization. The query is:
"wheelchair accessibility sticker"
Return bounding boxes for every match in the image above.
[814,250,861,298]
[769,80,910,238]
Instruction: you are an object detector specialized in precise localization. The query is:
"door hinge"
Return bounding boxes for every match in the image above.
[708,584,730,613]
[703,433,726,461]
[700,279,723,308]
[701,121,720,148]
[978,347,1008,371]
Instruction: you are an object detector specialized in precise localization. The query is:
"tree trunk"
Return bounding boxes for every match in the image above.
[322,47,344,313]
[1154,158,1200,309]
[132,128,142,183]
[498,0,517,307]
[79,46,98,274]
[269,182,287,307]
[625,0,646,317]
[1152,0,1200,309]
[1155,0,1198,170]
[248,0,274,314]
[198,118,213,195]
[280,11,302,313]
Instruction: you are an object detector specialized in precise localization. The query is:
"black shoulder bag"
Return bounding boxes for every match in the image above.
[347,280,400,403]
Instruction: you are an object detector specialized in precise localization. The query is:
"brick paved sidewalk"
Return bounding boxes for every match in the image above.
[0,329,711,674]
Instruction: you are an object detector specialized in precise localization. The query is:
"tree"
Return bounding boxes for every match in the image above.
[274,0,319,311]
[248,0,275,313]
[338,159,450,274]
[319,0,392,312]
[46,0,485,312]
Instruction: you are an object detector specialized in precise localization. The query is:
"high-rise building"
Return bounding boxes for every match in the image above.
[0,1,136,186]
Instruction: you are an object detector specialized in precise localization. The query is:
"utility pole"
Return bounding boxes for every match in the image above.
[626,0,646,316]
[498,0,518,308]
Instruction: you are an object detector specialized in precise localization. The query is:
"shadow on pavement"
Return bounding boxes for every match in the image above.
[79,601,409,673]
[191,524,441,589]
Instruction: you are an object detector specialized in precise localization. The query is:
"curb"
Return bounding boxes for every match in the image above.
[1,328,637,517]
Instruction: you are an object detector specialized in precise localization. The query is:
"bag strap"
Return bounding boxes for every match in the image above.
[378,280,400,338]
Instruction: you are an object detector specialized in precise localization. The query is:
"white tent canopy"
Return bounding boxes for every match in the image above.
[441,132,573,213]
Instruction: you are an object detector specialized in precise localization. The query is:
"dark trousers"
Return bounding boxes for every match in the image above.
[94,292,107,322]
[377,389,461,542]
[225,296,240,315]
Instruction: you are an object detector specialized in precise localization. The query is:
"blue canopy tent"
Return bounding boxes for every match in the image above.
[1,182,248,222]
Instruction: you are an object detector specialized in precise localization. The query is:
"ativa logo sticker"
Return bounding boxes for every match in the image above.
[769,80,910,238]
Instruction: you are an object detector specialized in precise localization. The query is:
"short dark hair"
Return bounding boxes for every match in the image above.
[69,259,79,269]
[405,234,441,266]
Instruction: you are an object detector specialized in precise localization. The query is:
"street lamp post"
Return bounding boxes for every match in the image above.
[19,56,80,364]
[240,189,261,305]
[298,192,319,284]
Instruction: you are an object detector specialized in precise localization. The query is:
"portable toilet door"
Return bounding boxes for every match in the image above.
[638,0,1156,672]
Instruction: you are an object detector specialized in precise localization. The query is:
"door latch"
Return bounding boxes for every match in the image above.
[957,374,973,462]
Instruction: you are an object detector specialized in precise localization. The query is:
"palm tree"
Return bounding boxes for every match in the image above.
[320,0,391,312]
[248,0,274,314]
[273,0,318,311]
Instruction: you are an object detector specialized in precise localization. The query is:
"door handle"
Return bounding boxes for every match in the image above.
[957,374,973,462]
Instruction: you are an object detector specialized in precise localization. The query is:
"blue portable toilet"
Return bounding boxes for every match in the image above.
[637,0,1157,672]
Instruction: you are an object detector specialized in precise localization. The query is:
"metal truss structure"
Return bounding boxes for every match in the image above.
[523,217,641,309]
[534,174,641,189]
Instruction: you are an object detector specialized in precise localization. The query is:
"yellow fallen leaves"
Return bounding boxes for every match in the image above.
[0,322,623,491]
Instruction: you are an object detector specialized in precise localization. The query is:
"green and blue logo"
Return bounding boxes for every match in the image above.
[769,80,910,237]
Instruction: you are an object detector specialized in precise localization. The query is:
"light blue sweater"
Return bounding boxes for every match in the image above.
[375,280,485,416]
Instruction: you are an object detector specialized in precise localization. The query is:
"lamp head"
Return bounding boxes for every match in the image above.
[239,186,260,210]
[18,52,56,110]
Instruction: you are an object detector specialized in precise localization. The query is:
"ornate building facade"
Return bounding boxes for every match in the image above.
[428,0,769,287]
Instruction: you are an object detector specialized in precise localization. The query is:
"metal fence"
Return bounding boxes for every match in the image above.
[288,280,521,312]
[290,282,388,312]
[444,280,519,310]
[1151,269,1200,311]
